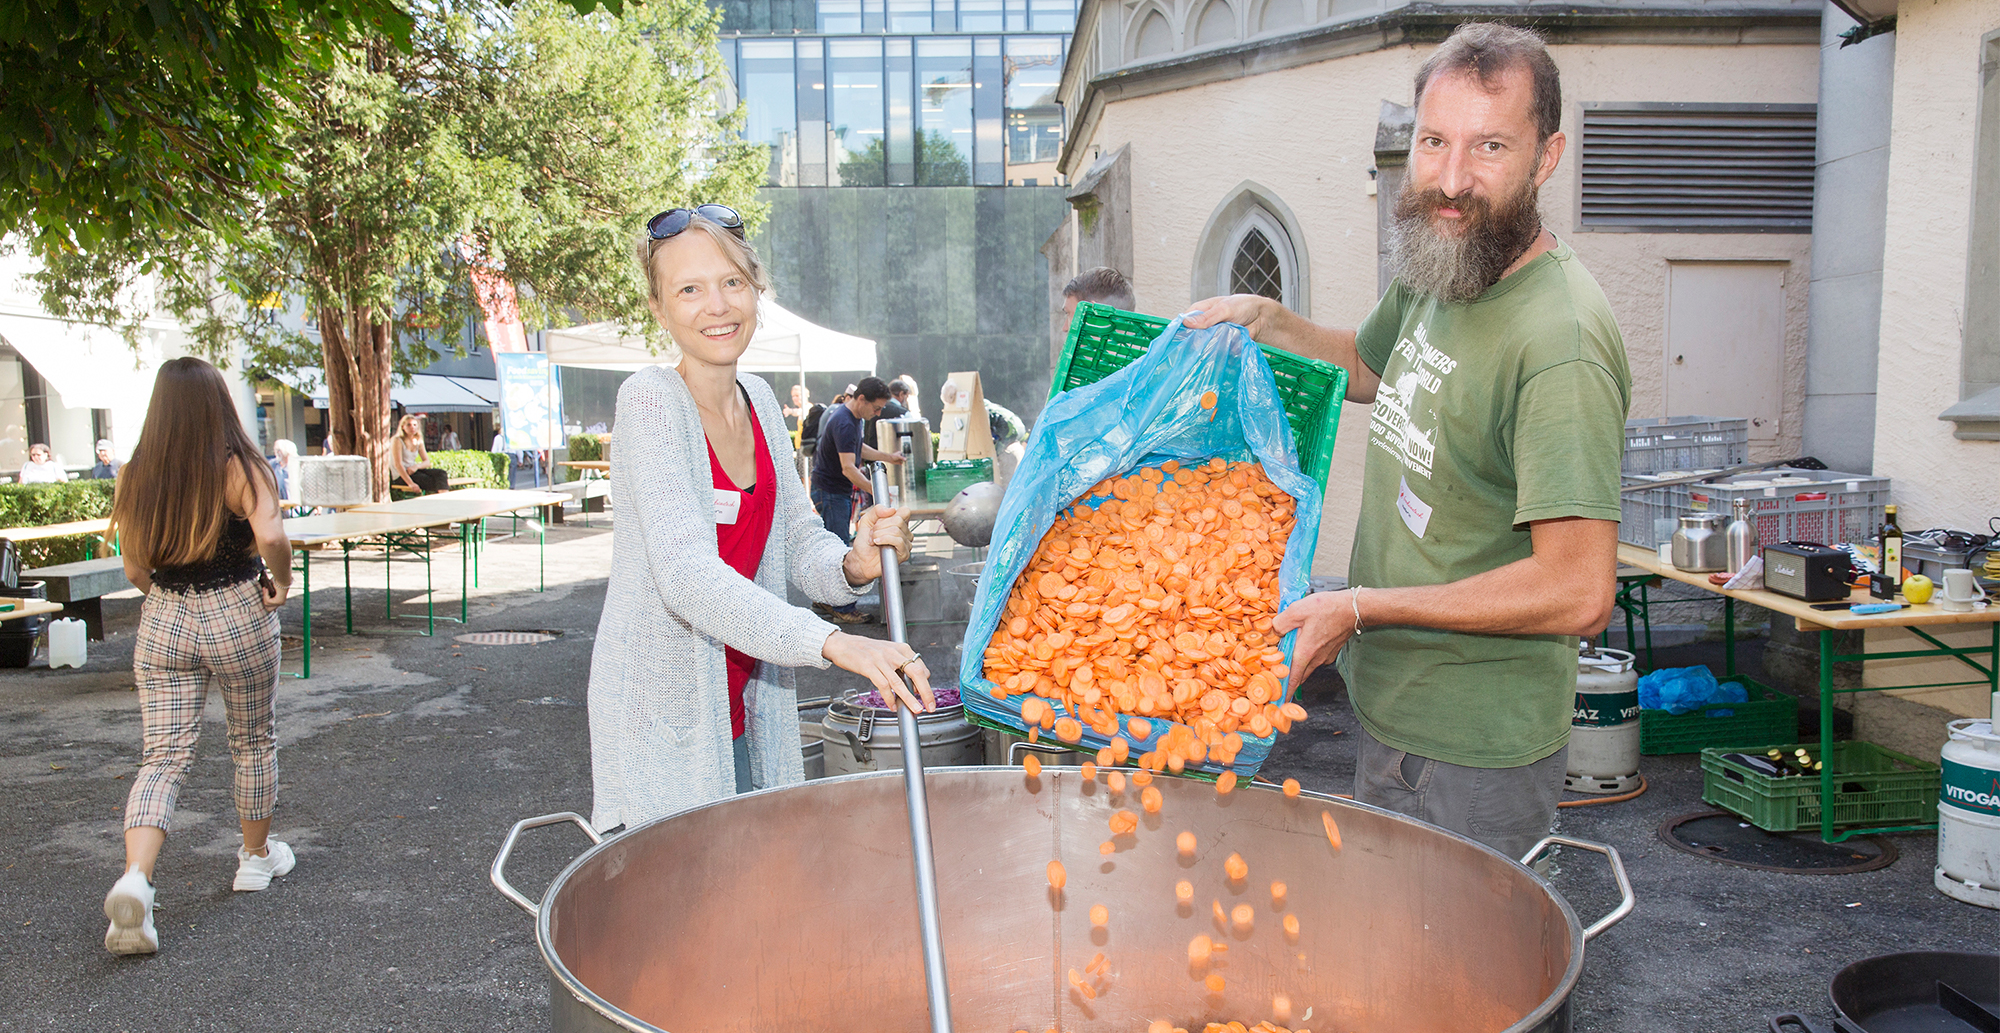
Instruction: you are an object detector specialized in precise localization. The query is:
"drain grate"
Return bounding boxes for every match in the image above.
[1658,810,1897,874]
[454,630,561,646]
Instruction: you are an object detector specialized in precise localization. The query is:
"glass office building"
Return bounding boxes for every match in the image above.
[719,0,1072,187]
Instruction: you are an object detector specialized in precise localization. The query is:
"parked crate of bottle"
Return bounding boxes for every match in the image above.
[1639,677,1797,755]
[1622,415,1749,475]
[1700,740,1940,832]
[1617,467,1889,550]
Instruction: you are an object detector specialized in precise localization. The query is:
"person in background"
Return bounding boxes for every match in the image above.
[389,415,449,493]
[782,383,815,431]
[586,204,929,833]
[1061,266,1137,323]
[19,443,65,483]
[267,439,305,515]
[88,440,123,480]
[809,377,905,624]
[892,375,923,423]
[881,378,912,420]
[101,357,296,955]
[439,425,461,451]
[321,430,343,456]
[1184,23,1628,862]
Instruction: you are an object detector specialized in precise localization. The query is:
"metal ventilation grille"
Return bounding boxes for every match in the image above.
[1579,103,1817,232]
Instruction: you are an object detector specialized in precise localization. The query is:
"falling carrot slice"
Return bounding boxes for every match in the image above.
[1175,880,1194,903]
[1224,852,1248,880]
[1283,913,1300,939]
[1131,770,1153,787]
[1090,904,1109,926]
[1080,761,1097,780]
[1086,951,1107,974]
[1231,903,1254,931]
[1216,772,1237,795]
[1204,973,1226,994]
[1109,810,1139,835]
[1321,810,1342,851]
[1270,881,1287,905]
[1107,771,1127,794]
[1177,831,1197,856]
[1054,717,1083,742]
[1022,755,1042,778]
[1212,899,1226,924]
[1282,778,1300,797]
[1141,785,1163,813]
[1100,840,1116,855]
[1187,934,1213,965]
[1047,859,1067,890]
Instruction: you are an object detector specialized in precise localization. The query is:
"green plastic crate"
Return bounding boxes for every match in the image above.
[1700,740,1940,832]
[1051,303,1348,489]
[1639,677,1797,755]
[925,458,993,503]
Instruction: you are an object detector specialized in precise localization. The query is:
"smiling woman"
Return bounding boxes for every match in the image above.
[582,207,936,833]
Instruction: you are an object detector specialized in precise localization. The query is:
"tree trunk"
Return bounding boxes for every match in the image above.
[321,306,396,502]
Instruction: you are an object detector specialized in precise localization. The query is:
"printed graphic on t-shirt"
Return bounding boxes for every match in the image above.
[1368,321,1457,482]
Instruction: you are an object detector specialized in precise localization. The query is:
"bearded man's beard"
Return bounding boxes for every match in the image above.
[1387,174,1544,303]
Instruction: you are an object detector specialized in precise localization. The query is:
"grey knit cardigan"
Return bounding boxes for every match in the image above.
[586,365,866,832]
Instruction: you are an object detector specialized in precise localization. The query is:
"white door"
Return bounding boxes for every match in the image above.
[1664,261,1787,445]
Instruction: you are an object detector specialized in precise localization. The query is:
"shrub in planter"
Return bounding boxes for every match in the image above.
[0,481,117,567]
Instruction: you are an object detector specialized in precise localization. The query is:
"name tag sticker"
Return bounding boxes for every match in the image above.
[1396,475,1433,539]
[714,488,743,525]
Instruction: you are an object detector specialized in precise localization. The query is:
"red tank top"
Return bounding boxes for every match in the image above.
[710,401,777,739]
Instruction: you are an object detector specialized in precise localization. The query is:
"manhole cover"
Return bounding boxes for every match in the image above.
[1659,811,1898,874]
[454,631,560,646]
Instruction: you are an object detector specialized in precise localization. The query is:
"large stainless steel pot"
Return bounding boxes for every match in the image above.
[493,768,1631,1033]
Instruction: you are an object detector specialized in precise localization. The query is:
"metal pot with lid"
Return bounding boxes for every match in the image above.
[819,686,984,777]
[493,768,1632,1033]
[1672,513,1729,572]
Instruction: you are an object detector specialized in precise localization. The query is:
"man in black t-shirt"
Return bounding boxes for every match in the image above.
[809,376,904,623]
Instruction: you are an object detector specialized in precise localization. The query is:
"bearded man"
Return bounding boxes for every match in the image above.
[1185,22,1631,861]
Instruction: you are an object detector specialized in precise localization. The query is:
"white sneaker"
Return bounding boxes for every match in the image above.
[103,870,158,955]
[233,839,296,891]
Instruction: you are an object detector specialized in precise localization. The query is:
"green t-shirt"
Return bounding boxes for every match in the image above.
[1339,240,1632,768]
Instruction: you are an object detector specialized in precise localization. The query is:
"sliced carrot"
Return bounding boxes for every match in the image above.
[1321,810,1342,851]
[1080,761,1097,780]
[1107,771,1127,794]
[1175,879,1194,903]
[1224,853,1247,880]
[1022,754,1041,778]
[1282,913,1300,939]
[1281,778,1300,797]
[1231,904,1254,930]
[1090,904,1109,926]
[1047,859,1066,890]
[1204,973,1226,994]
[1199,391,1218,410]
[1140,785,1163,813]
[1177,830,1197,856]
[1216,771,1237,795]
[1187,934,1213,965]
[1270,881,1287,905]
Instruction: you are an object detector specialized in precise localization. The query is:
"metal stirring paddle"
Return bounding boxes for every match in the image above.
[869,463,954,1033]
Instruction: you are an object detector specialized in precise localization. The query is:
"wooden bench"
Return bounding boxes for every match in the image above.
[446,476,480,487]
[22,556,129,640]
[0,518,114,551]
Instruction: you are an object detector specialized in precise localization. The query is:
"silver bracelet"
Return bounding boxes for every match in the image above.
[1350,585,1365,633]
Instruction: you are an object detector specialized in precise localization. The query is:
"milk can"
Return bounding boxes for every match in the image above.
[1565,645,1642,794]
[1936,718,2000,909]
[819,687,984,777]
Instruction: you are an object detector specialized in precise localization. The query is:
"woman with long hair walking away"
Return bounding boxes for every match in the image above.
[102,357,296,955]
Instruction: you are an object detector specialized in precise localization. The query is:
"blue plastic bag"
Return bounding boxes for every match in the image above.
[1637,666,1747,715]
[957,318,1327,777]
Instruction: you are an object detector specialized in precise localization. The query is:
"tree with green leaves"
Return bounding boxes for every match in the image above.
[834,129,971,187]
[29,0,766,500]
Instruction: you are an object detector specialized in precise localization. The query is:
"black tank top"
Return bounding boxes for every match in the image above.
[152,516,262,592]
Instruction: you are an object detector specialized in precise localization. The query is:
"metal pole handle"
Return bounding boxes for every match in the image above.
[870,463,954,1033]
[1520,834,1636,941]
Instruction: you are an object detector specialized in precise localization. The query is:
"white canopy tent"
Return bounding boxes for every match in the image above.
[543,299,876,378]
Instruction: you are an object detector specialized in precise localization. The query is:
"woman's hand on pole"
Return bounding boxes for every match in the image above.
[822,632,935,712]
[843,504,912,585]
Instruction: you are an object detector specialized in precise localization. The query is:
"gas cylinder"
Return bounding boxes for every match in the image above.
[1565,645,1642,794]
[1936,718,2000,909]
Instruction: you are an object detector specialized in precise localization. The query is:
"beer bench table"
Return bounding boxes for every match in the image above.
[20,557,129,639]
[0,597,65,622]
[283,489,567,678]
[0,518,113,553]
[1616,542,2000,842]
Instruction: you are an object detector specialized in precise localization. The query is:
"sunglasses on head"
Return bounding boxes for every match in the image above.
[647,204,745,241]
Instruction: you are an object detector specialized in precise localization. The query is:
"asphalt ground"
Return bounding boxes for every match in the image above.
[0,510,1991,1032]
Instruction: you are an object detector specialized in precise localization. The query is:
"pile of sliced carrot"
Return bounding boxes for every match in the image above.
[984,459,1310,768]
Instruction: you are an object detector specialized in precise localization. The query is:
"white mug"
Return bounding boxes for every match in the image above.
[1943,568,1981,601]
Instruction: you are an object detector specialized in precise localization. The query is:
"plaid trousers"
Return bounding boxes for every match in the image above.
[123,577,283,832]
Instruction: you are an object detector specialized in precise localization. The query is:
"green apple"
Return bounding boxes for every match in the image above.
[1902,574,1934,604]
